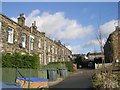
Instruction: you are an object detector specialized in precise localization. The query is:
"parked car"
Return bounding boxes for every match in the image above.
[88,62,93,68]
[79,65,82,68]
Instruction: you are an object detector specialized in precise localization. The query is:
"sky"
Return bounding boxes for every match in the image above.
[2,2,118,54]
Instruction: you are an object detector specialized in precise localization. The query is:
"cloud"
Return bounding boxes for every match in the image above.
[11,9,93,41]
[82,19,116,50]
[11,17,17,22]
[83,19,118,51]
[11,10,117,54]
[66,45,83,54]
[82,39,99,49]
[82,19,117,50]
[100,19,118,38]
[55,23,93,40]
[26,9,40,26]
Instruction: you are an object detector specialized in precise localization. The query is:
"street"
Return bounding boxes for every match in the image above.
[51,69,95,88]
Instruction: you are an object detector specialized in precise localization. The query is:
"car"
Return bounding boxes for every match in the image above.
[79,65,82,68]
[88,62,93,68]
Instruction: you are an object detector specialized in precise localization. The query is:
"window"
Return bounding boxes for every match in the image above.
[52,56,54,62]
[30,35,34,50]
[52,46,54,54]
[0,22,1,30]
[55,48,57,54]
[38,39,41,48]
[8,27,14,43]
[62,49,64,54]
[48,45,50,52]
[44,37,46,50]
[48,57,51,63]
[22,35,26,48]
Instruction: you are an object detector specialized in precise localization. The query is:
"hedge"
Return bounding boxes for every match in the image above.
[2,53,40,69]
[65,61,74,72]
[44,61,74,72]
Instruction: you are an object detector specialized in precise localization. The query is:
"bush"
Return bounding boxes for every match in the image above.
[42,61,74,72]
[43,62,66,69]
[2,53,40,69]
[65,61,74,72]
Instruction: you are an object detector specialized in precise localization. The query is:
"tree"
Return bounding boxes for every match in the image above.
[96,15,106,72]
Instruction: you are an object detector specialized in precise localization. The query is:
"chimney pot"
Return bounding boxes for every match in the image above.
[20,13,24,17]
[34,21,36,26]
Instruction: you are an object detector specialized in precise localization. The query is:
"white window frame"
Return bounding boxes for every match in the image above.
[30,35,34,51]
[48,45,50,52]
[62,49,64,55]
[55,48,57,54]
[0,22,1,30]
[22,34,26,48]
[52,46,54,54]
[8,27,14,44]
[38,38,41,48]
[52,56,54,62]
[48,57,51,63]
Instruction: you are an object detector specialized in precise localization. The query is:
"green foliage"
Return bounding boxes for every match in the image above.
[92,74,101,88]
[73,54,85,68]
[74,56,82,66]
[2,53,40,69]
[42,61,74,72]
[92,73,106,89]
[42,62,66,69]
[65,61,74,72]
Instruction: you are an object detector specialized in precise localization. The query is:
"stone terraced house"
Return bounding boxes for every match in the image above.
[0,13,72,65]
[104,26,120,64]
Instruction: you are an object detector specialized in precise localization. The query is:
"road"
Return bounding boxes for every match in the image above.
[51,69,95,88]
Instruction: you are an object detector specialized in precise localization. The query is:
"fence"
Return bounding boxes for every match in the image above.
[2,68,47,82]
[0,68,1,82]
[95,63,112,69]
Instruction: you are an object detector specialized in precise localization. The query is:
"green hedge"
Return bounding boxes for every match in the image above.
[65,62,74,72]
[2,53,40,69]
[44,61,74,72]
[42,62,66,69]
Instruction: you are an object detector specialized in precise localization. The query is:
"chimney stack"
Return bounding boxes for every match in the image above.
[31,21,37,31]
[18,13,25,26]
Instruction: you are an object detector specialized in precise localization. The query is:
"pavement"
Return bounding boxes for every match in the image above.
[49,69,95,88]
[48,78,64,87]
[48,69,89,87]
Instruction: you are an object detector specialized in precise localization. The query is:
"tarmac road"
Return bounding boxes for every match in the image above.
[51,69,95,88]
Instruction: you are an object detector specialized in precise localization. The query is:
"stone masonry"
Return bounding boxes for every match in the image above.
[104,26,120,64]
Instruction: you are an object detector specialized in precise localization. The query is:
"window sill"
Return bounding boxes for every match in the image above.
[8,42,14,44]
[22,47,26,49]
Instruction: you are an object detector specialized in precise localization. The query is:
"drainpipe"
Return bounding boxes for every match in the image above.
[29,35,30,54]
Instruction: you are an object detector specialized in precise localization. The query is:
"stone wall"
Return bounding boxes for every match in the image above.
[104,26,120,63]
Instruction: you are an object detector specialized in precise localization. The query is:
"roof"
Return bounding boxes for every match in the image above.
[87,52,102,56]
